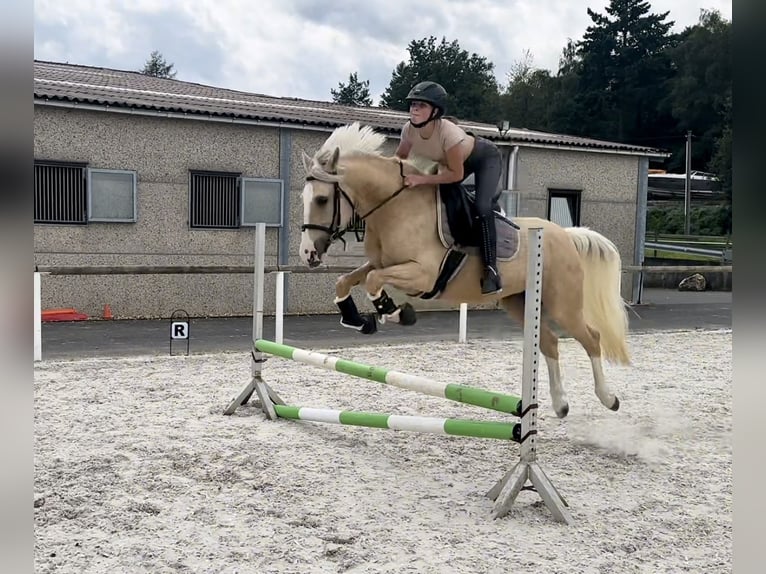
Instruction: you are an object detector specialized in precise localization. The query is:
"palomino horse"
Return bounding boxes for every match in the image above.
[299,122,630,418]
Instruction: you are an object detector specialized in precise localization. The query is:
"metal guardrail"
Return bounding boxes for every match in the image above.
[623,265,732,274]
[645,241,732,263]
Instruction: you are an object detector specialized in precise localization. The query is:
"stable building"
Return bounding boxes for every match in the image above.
[33,60,667,319]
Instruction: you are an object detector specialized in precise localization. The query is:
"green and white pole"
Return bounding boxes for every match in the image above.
[274,405,520,441]
[255,339,522,417]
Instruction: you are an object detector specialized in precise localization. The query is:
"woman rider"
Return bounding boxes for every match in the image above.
[395,81,503,295]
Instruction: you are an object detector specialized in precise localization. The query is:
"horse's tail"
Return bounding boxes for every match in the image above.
[565,227,631,365]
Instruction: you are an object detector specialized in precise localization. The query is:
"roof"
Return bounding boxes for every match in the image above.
[34,60,667,157]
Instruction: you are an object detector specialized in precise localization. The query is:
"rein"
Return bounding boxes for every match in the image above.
[301,160,408,244]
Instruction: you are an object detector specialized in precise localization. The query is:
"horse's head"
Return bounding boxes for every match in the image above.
[299,123,388,267]
[299,147,354,267]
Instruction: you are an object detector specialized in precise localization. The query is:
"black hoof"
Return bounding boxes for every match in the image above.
[360,314,378,335]
[610,397,620,411]
[556,404,569,418]
[398,303,417,326]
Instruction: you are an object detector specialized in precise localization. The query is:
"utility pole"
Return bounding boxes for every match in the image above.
[684,130,692,235]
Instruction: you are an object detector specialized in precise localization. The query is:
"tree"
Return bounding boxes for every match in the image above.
[140,50,176,79]
[661,9,731,172]
[708,88,732,232]
[574,0,677,142]
[330,72,373,106]
[497,51,557,131]
[379,36,499,123]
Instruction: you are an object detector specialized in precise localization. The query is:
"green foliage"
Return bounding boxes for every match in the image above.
[378,5,731,226]
[379,36,499,122]
[496,51,556,131]
[647,204,731,235]
[331,72,373,107]
[574,0,677,142]
[140,50,176,79]
[661,9,731,172]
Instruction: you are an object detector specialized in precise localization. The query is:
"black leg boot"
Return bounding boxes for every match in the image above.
[478,214,502,295]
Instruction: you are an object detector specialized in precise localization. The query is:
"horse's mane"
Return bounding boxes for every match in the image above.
[309,121,438,179]
[314,122,387,164]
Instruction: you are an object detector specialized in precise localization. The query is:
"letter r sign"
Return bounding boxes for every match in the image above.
[171,321,189,339]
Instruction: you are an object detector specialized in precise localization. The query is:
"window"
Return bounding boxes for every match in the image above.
[189,171,241,228]
[34,161,87,224]
[88,169,137,222]
[241,178,283,227]
[345,211,366,242]
[547,189,581,227]
[189,172,285,229]
[34,161,138,224]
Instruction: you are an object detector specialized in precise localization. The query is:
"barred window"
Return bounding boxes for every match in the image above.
[34,161,138,225]
[346,211,366,242]
[34,161,87,224]
[189,171,240,229]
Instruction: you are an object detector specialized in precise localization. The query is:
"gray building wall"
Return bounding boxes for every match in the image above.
[34,106,640,318]
[515,147,639,300]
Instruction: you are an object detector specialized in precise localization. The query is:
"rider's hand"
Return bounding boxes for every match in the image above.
[404,174,428,187]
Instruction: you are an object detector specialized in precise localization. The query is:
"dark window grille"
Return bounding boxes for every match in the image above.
[34,162,87,224]
[189,171,240,228]
[346,210,366,241]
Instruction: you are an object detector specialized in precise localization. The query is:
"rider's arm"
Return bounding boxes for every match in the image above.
[406,142,463,186]
[395,137,411,159]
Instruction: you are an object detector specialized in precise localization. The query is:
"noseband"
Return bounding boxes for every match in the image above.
[300,160,408,246]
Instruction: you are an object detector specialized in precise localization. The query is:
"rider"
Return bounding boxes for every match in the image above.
[395,81,503,296]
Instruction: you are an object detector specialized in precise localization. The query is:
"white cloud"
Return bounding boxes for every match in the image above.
[33,0,732,102]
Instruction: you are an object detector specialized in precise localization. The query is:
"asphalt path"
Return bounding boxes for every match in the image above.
[38,289,731,361]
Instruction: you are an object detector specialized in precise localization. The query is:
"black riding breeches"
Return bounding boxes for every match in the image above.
[463,136,502,217]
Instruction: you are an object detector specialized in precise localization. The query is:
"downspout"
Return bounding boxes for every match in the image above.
[632,157,649,304]
[508,145,519,190]
[278,127,291,310]
[507,145,519,215]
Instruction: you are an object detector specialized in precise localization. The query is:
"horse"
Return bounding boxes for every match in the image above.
[299,122,630,418]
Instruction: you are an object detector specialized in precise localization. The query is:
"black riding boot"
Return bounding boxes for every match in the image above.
[478,214,502,295]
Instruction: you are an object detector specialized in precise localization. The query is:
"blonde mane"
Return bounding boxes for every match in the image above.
[314,122,387,165]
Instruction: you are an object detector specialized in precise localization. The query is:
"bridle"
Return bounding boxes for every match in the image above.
[300,160,408,247]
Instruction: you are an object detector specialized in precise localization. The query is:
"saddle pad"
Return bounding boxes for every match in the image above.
[436,189,521,261]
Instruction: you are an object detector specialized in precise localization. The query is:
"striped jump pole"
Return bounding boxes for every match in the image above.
[274,405,520,441]
[255,339,522,417]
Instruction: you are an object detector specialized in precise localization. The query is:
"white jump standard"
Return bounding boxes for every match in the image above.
[225,223,573,524]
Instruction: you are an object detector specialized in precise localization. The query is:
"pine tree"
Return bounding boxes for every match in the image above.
[576,0,676,142]
[330,73,373,106]
[140,50,177,79]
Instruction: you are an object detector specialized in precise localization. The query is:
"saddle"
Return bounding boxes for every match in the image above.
[418,184,520,300]
[436,183,520,256]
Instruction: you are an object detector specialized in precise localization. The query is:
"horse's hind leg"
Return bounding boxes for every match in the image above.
[500,294,570,418]
[552,309,620,412]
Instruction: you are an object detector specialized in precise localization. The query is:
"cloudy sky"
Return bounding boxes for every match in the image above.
[34,0,731,104]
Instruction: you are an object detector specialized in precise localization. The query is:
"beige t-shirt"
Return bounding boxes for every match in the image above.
[401,119,474,165]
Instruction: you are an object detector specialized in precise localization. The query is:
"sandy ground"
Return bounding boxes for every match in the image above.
[34,329,732,574]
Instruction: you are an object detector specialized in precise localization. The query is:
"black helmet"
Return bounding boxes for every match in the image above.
[406,81,447,117]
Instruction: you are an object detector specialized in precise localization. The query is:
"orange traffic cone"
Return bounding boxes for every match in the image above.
[102,304,113,320]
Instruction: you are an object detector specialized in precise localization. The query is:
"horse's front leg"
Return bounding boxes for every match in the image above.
[334,262,378,334]
[365,262,431,326]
